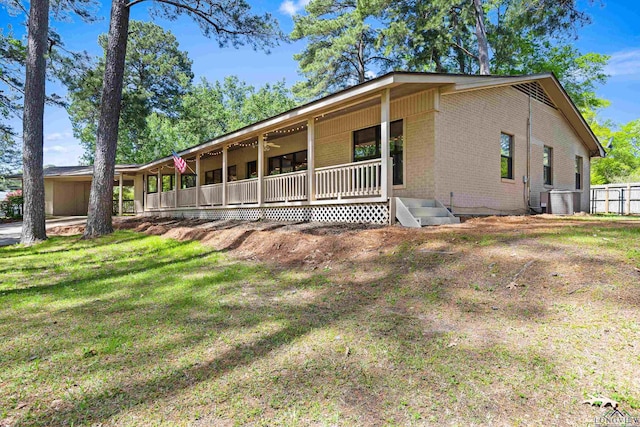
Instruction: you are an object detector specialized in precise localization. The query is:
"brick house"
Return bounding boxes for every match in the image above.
[41,72,604,226]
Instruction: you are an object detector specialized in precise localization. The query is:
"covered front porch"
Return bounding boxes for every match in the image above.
[141,88,398,220]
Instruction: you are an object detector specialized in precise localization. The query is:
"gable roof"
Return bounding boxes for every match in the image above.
[36,72,593,174]
[6,165,140,179]
[435,72,605,157]
[137,72,602,170]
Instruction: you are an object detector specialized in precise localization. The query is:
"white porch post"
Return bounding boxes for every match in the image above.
[142,174,146,212]
[307,118,315,202]
[118,173,123,216]
[380,88,391,201]
[157,168,162,208]
[195,154,201,207]
[222,145,228,206]
[174,168,179,208]
[257,135,264,205]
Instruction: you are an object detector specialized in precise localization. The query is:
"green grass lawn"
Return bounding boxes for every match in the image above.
[1,221,639,426]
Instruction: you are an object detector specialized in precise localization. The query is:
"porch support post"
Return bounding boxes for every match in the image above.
[257,135,264,205]
[380,88,391,201]
[142,174,146,212]
[222,145,228,206]
[307,118,315,202]
[175,168,179,208]
[195,154,201,207]
[157,168,162,209]
[118,173,123,216]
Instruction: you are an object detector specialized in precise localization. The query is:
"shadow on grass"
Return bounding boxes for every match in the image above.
[0,234,148,259]
[16,270,403,425]
[3,223,638,425]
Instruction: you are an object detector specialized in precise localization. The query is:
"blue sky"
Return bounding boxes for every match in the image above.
[1,0,639,166]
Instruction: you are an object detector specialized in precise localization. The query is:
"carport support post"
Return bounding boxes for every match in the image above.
[195,154,201,207]
[118,173,123,216]
[257,135,264,205]
[380,88,390,201]
[605,185,610,214]
[307,118,315,202]
[222,145,228,206]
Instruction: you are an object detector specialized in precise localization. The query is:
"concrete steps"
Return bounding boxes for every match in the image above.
[395,198,460,227]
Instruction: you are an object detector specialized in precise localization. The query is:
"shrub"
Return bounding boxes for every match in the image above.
[2,189,23,219]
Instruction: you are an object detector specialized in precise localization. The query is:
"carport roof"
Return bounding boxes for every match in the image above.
[7,165,140,179]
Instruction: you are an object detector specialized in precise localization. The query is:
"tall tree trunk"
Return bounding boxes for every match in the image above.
[451,13,466,73]
[432,48,445,73]
[356,37,366,83]
[84,0,130,238]
[473,0,490,75]
[21,0,50,245]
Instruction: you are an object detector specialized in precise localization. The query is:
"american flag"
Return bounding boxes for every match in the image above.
[172,150,187,174]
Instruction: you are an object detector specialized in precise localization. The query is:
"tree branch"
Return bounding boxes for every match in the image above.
[126,0,146,7]
[450,42,478,60]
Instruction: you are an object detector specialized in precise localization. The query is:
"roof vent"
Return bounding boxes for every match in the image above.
[513,81,557,109]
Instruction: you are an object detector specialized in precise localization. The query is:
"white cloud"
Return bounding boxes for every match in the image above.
[43,145,69,153]
[279,0,310,16]
[365,70,377,79]
[605,49,640,77]
[44,131,72,142]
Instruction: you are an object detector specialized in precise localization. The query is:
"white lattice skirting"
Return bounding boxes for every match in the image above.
[144,203,390,225]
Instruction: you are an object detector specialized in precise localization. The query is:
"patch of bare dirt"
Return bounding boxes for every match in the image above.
[47,214,639,269]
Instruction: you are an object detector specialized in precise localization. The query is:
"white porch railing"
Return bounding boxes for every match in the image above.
[199,183,223,206]
[315,159,382,200]
[265,171,307,203]
[146,193,159,209]
[178,187,197,207]
[146,159,384,210]
[161,190,175,208]
[228,178,258,204]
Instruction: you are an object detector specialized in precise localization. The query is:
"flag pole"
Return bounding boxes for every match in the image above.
[172,149,197,175]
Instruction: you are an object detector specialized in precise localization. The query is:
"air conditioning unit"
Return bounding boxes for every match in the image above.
[549,190,575,215]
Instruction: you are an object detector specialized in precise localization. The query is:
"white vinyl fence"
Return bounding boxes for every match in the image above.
[591,183,640,215]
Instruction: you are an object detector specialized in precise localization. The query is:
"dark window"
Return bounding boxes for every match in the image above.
[575,156,583,190]
[162,174,175,191]
[247,161,257,179]
[354,125,380,161]
[501,133,513,179]
[205,166,237,183]
[146,175,157,193]
[390,121,403,186]
[205,169,222,185]
[544,146,553,185]
[227,165,237,181]
[181,174,196,189]
[353,120,403,185]
[268,150,307,175]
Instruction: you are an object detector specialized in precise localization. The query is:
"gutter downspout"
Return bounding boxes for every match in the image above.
[527,93,532,209]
